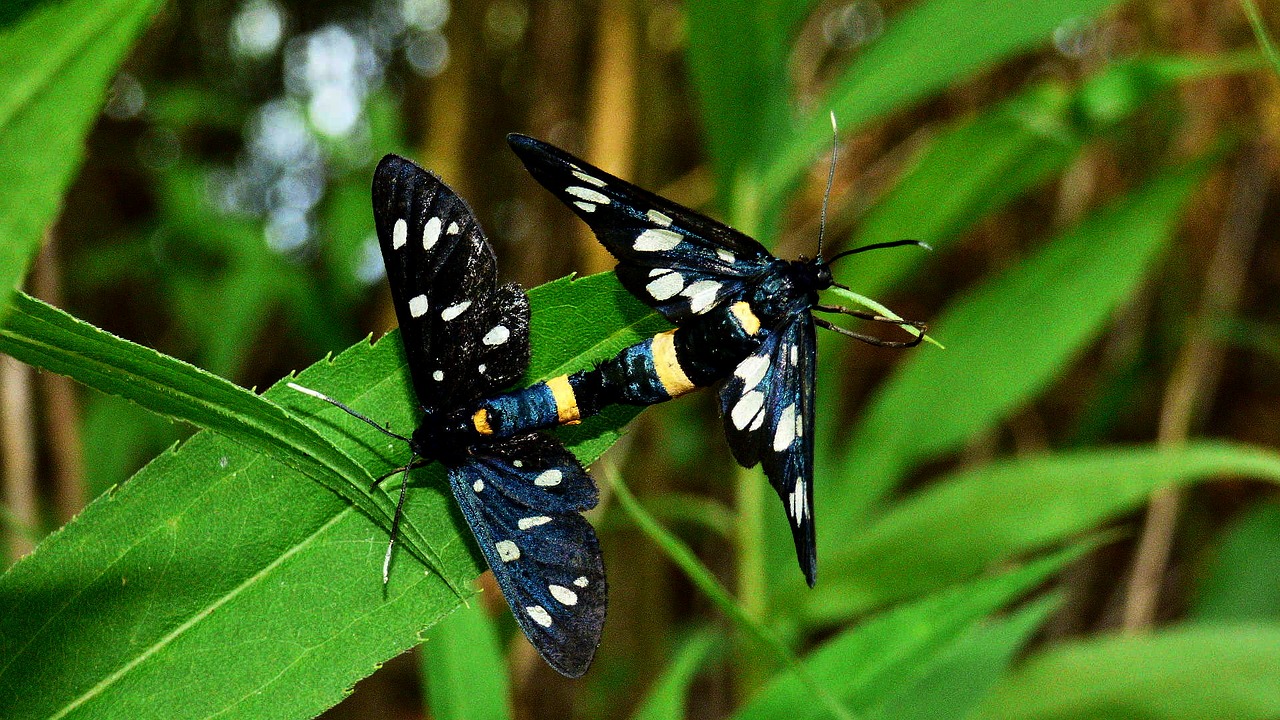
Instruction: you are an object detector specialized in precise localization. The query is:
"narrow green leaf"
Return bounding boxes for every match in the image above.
[684,0,803,203]
[828,156,1215,522]
[0,291,449,579]
[733,546,1084,720]
[971,623,1280,720]
[421,602,513,720]
[1239,0,1280,78]
[758,0,1120,210]
[631,628,721,720]
[870,595,1060,720]
[0,272,660,720]
[610,469,855,720]
[0,0,163,321]
[808,442,1280,622]
[1192,501,1280,622]
[833,52,1264,301]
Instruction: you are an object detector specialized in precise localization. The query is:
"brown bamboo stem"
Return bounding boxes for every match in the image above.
[1121,146,1269,632]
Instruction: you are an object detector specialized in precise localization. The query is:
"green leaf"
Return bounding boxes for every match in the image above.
[971,623,1280,720]
[807,442,1280,623]
[870,595,1059,720]
[0,0,164,321]
[758,0,1120,211]
[732,546,1083,720]
[1239,0,1280,78]
[828,155,1215,522]
[421,602,513,720]
[684,0,807,205]
[1192,501,1280,622]
[631,628,721,720]
[0,272,661,719]
[0,291,449,577]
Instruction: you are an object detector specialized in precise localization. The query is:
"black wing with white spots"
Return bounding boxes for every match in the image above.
[719,316,817,586]
[373,154,530,410]
[447,433,607,677]
[507,133,775,323]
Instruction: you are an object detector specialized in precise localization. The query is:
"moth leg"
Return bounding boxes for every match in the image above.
[814,316,925,348]
[380,460,419,584]
[372,457,427,490]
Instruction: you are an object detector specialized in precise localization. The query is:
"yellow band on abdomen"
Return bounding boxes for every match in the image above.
[731,301,762,336]
[546,374,581,425]
[652,330,696,397]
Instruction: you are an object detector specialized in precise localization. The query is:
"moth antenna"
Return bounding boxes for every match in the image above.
[287,382,412,444]
[818,110,839,261]
[826,239,932,267]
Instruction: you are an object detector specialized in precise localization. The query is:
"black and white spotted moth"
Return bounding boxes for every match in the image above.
[290,134,926,678]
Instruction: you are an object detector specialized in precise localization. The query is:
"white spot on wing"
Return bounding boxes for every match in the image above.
[478,364,487,374]
[573,201,597,212]
[518,516,551,530]
[549,584,579,605]
[408,294,429,317]
[735,355,770,392]
[473,478,484,492]
[789,479,808,520]
[423,216,441,250]
[573,576,589,587]
[646,209,672,226]
[535,469,563,487]
[392,218,408,249]
[513,460,523,468]
[731,390,765,431]
[791,344,798,365]
[483,325,510,346]
[433,370,444,381]
[496,540,520,562]
[634,228,682,252]
[645,270,684,301]
[572,170,606,187]
[774,404,797,451]
[446,221,460,234]
[567,186,610,204]
[717,249,735,263]
[526,605,553,627]
[441,301,472,321]
[682,280,721,314]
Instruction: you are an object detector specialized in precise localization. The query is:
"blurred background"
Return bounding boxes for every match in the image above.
[4,0,1280,718]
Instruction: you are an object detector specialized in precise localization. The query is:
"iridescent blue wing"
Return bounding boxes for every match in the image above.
[719,315,817,586]
[447,433,607,677]
[507,134,775,322]
[373,154,530,411]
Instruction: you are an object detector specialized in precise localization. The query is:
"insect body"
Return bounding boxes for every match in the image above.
[292,138,923,679]
[503,134,926,587]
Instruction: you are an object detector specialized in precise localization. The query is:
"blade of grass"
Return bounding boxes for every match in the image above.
[868,596,1060,720]
[1239,0,1280,78]
[826,154,1218,525]
[970,623,1280,720]
[732,546,1084,720]
[0,0,164,322]
[757,0,1121,212]
[631,628,722,720]
[806,442,1280,623]
[1191,502,1280,622]
[610,468,856,720]
[421,601,513,720]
